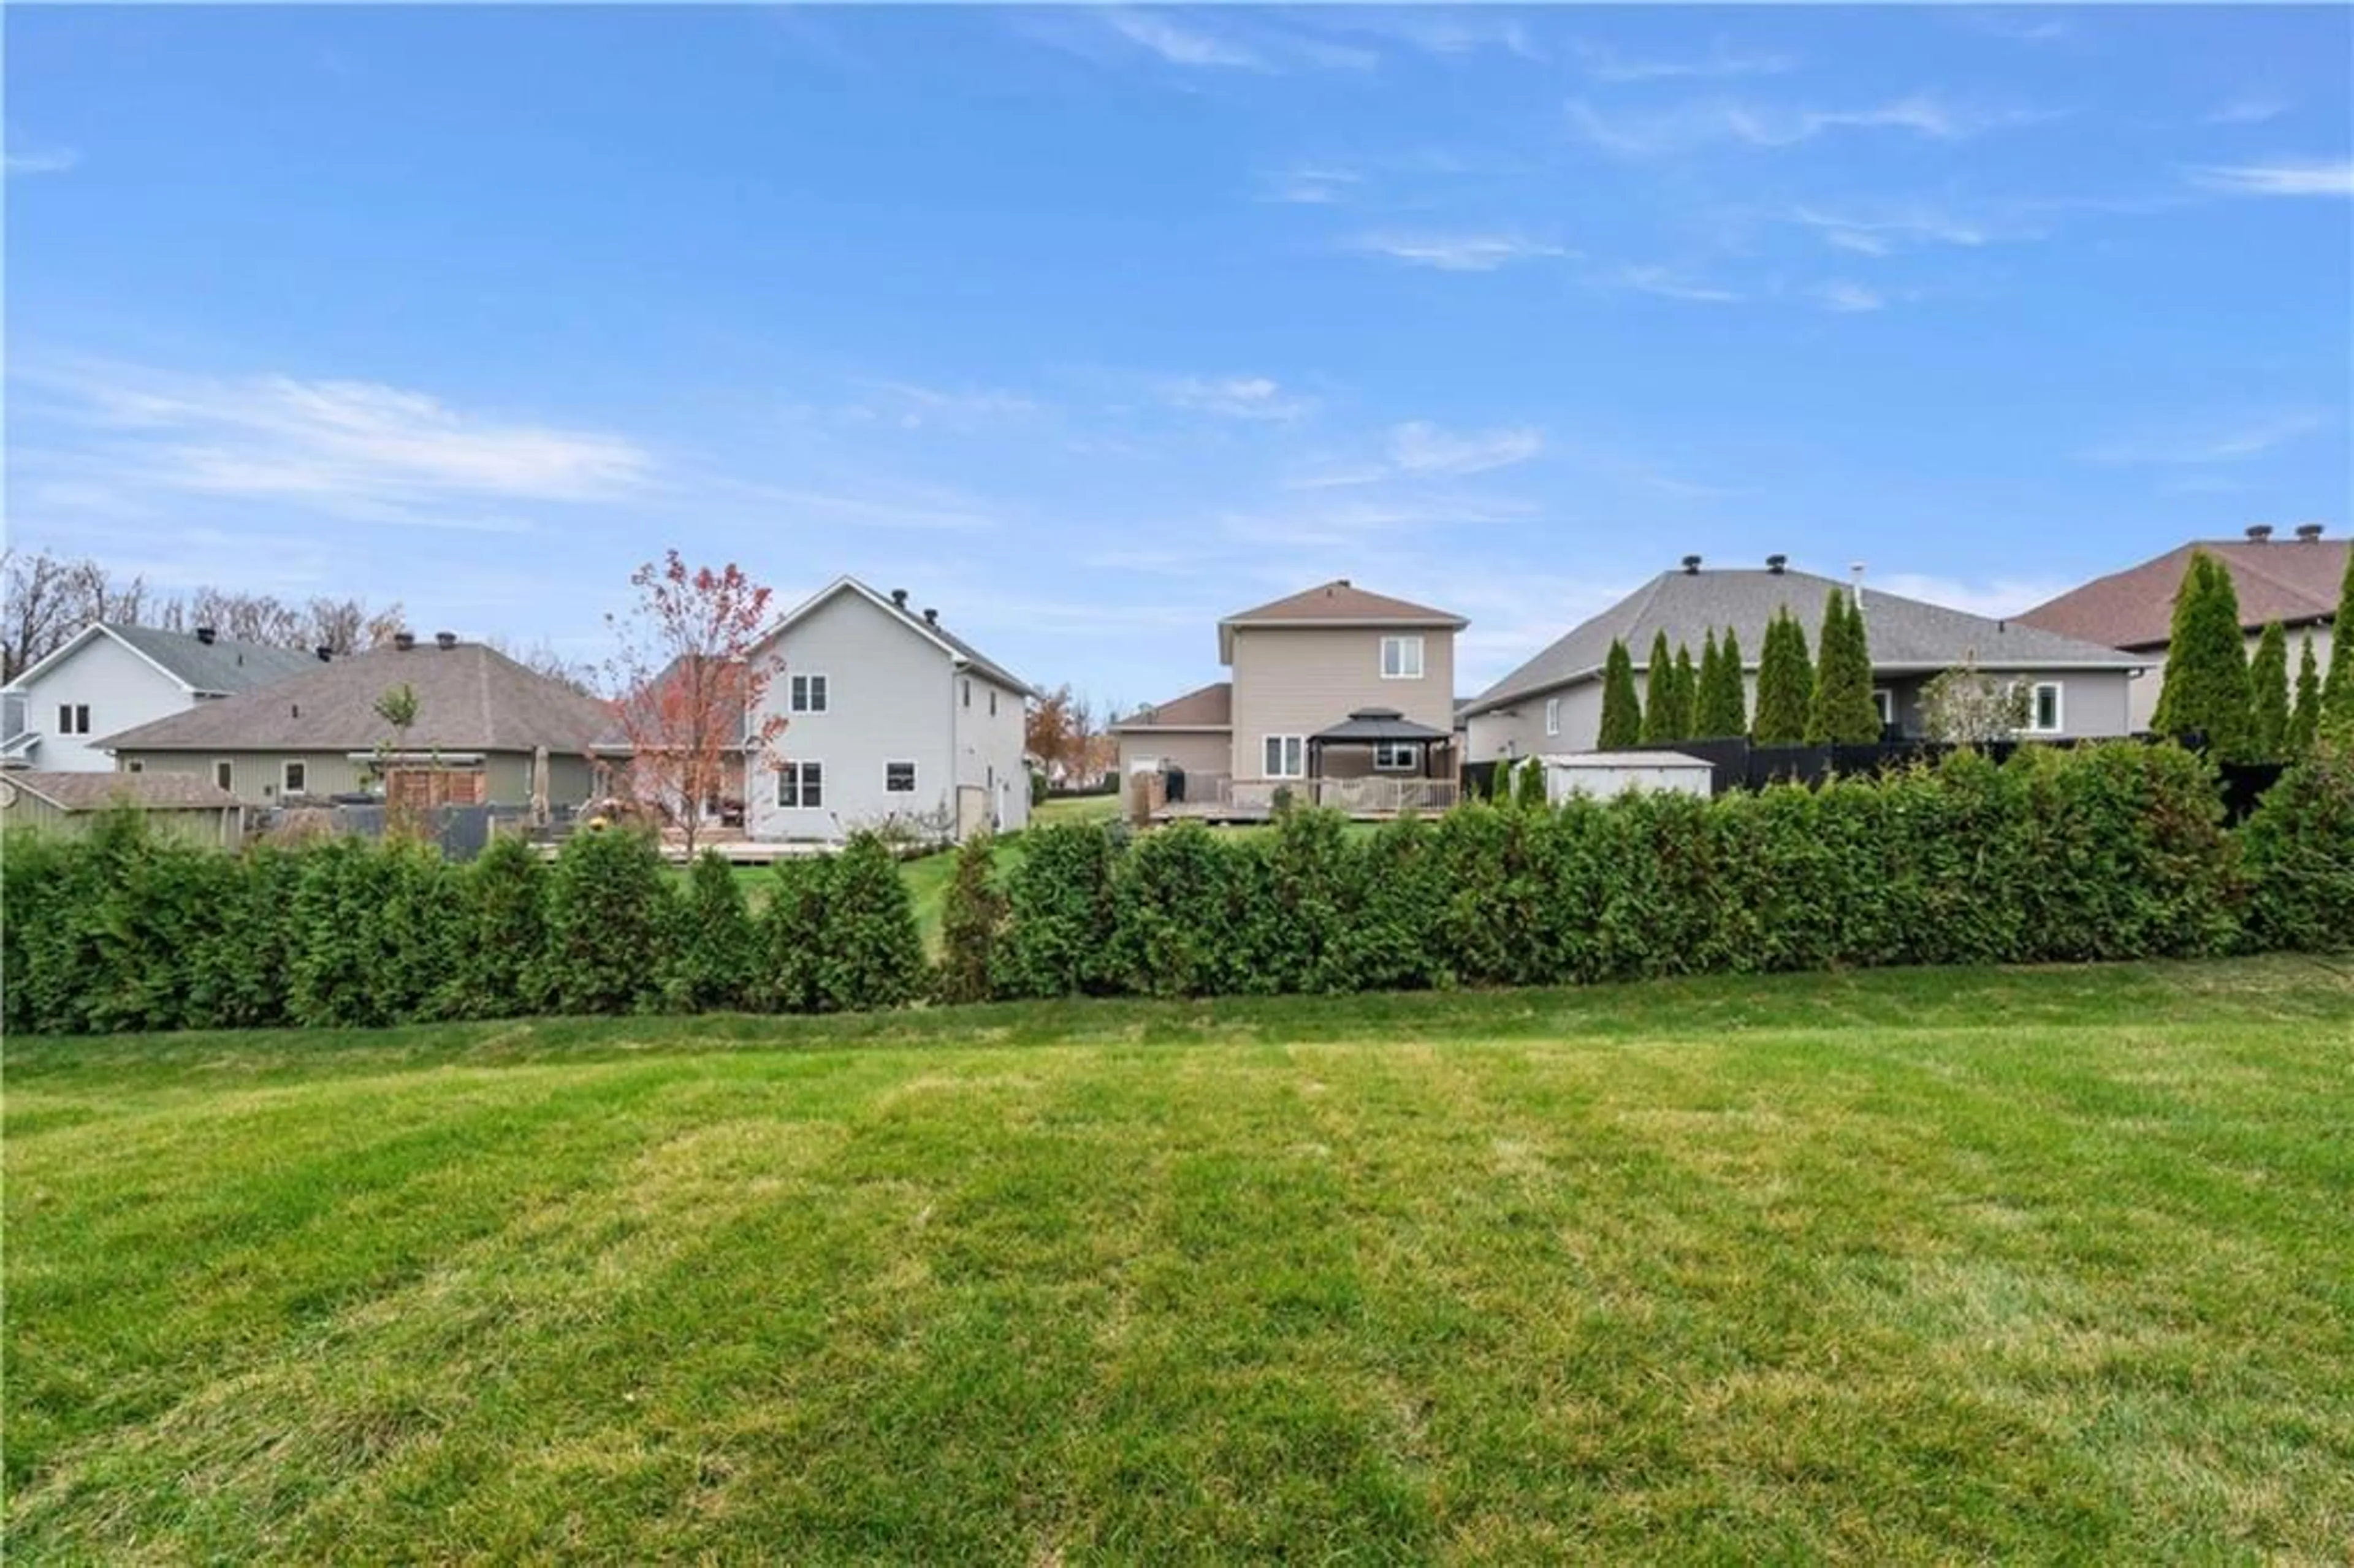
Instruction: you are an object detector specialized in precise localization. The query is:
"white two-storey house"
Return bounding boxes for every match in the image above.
[745,578,1037,844]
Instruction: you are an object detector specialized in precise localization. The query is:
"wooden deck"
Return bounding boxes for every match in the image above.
[1149,776,1460,823]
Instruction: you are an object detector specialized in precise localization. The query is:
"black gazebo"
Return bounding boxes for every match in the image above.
[1307,706,1457,785]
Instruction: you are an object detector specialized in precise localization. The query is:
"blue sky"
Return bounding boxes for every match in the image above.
[7,5,2350,705]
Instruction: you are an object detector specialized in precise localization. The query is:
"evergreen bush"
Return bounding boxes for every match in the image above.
[541,826,674,1015]
[2289,633,2323,758]
[667,850,758,1013]
[994,821,1121,997]
[1640,632,1678,745]
[2250,622,2291,761]
[817,834,926,1011]
[2151,552,2253,758]
[1597,639,1642,749]
[2239,745,2354,953]
[936,832,1008,1005]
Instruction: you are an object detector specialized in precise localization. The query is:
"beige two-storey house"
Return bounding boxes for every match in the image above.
[1115,580,1468,804]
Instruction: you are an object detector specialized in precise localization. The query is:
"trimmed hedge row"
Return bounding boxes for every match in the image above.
[6,743,2348,1036]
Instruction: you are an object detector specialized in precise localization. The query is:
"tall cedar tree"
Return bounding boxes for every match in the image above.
[1597,638,1642,748]
[936,831,1008,1004]
[1807,590,1882,745]
[1669,645,1699,740]
[1752,611,1811,745]
[2150,551,2253,758]
[1639,632,1677,745]
[2250,622,2291,761]
[2325,544,2354,739]
[667,850,758,1013]
[2289,633,2323,757]
[1697,628,1747,737]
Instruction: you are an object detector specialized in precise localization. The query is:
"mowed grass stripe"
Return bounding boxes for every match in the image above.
[7,959,2353,1560]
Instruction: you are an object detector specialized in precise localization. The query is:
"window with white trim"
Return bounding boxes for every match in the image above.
[1872,689,1895,729]
[214,759,234,792]
[989,688,999,717]
[1380,635,1425,680]
[283,760,308,795]
[777,760,824,808]
[58,704,92,736]
[2027,682,2062,734]
[1373,740,1418,771]
[962,678,971,708]
[126,758,144,774]
[1544,697,1560,737]
[885,761,916,793]
[789,674,828,713]
[1263,734,1305,778]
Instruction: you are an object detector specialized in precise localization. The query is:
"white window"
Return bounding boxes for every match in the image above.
[283,760,307,794]
[789,674,828,714]
[1380,635,1425,680]
[1544,697,1560,737]
[777,760,824,809]
[126,759,144,774]
[213,759,234,792]
[1374,740,1418,772]
[989,689,999,717]
[885,761,916,793]
[1872,689,1895,729]
[58,704,91,736]
[962,678,972,709]
[2027,682,2063,734]
[1263,734,1305,778]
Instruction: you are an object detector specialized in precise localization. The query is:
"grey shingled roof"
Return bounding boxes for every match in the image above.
[98,641,618,755]
[9,771,243,810]
[1468,566,2143,717]
[100,623,319,694]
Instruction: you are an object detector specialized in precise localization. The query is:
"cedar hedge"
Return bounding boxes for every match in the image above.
[7,742,2348,1035]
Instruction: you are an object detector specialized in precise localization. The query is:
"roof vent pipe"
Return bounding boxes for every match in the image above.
[394,631,416,652]
[315,646,333,662]
[1680,554,1702,574]
[195,626,217,645]
[1765,554,1788,574]
[435,631,457,650]
[923,607,939,625]
[1849,561,1867,607]
[2295,522,2326,542]
[2245,523,2274,543]
[891,588,909,608]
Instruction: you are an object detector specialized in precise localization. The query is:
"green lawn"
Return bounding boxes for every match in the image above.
[8,959,2352,1561]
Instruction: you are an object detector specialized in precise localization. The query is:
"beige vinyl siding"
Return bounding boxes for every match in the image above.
[2,791,243,848]
[1227,625,1456,780]
[1117,730,1230,780]
[113,749,597,808]
[1466,681,1604,760]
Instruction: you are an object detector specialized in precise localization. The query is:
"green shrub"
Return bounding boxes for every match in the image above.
[760,854,834,1013]
[1330,813,1453,992]
[936,832,1008,1005]
[287,836,457,1028]
[667,850,758,1013]
[1111,820,1236,997]
[994,822,1121,997]
[1254,807,1355,993]
[442,833,552,1021]
[1,828,77,1035]
[188,845,308,1030]
[2008,743,2239,961]
[2239,746,2354,953]
[817,834,925,1011]
[1514,755,1549,811]
[541,827,674,1015]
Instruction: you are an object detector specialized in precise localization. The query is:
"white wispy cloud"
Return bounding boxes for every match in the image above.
[1260,165,1363,205]
[1812,281,1887,313]
[1872,572,2076,620]
[26,360,653,508]
[5,145,80,177]
[1570,93,2055,158]
[1957,12,2071,45]
[1217,492,1539,548]
[1164,375,1312,421]
[1101,9,1267,70]
[1615,264,1742,303]
[1320,11,1545,63]
[1347,232,1572,272]
[2188,158,2354,197]
[2079,411,2331,465]
[860,379,1037,430]
[1387,421,1544,478]
[1572,37,1798,83]
[1789,204,2002,255]
[1094,9,1374,74]
[2204,98,2290,126]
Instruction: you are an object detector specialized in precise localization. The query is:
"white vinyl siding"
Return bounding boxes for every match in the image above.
[1380,635,1425,680]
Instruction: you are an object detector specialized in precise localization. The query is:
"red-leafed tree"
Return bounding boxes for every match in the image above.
[604,553,788,858]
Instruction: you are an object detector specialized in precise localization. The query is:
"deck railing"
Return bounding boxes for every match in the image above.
[1171,776,1458,816]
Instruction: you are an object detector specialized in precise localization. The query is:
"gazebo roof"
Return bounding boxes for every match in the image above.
[1310,707,1452,744]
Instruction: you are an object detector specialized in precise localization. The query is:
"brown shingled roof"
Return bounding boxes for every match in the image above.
[1222,579,1467,628]
[9,771,242,811]
[2017,536,2347,650]
[1113,681,1232,731]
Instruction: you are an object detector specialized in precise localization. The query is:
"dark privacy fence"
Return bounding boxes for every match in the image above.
[7,743,2350,1036]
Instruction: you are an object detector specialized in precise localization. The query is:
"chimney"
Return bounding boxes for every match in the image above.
[1849,561,1867,607]
[1765,553,1788,575]
[315,645,333,662]
[394,631,416,652]
[2245,523,2274,543]
[1680,554,1702,575]
[435,631,457,650]
[923,607,939,625]
[2295,522,2326,542]
[1338,578,1350,587]
[891,588,909,609]
[195,626,217,645]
